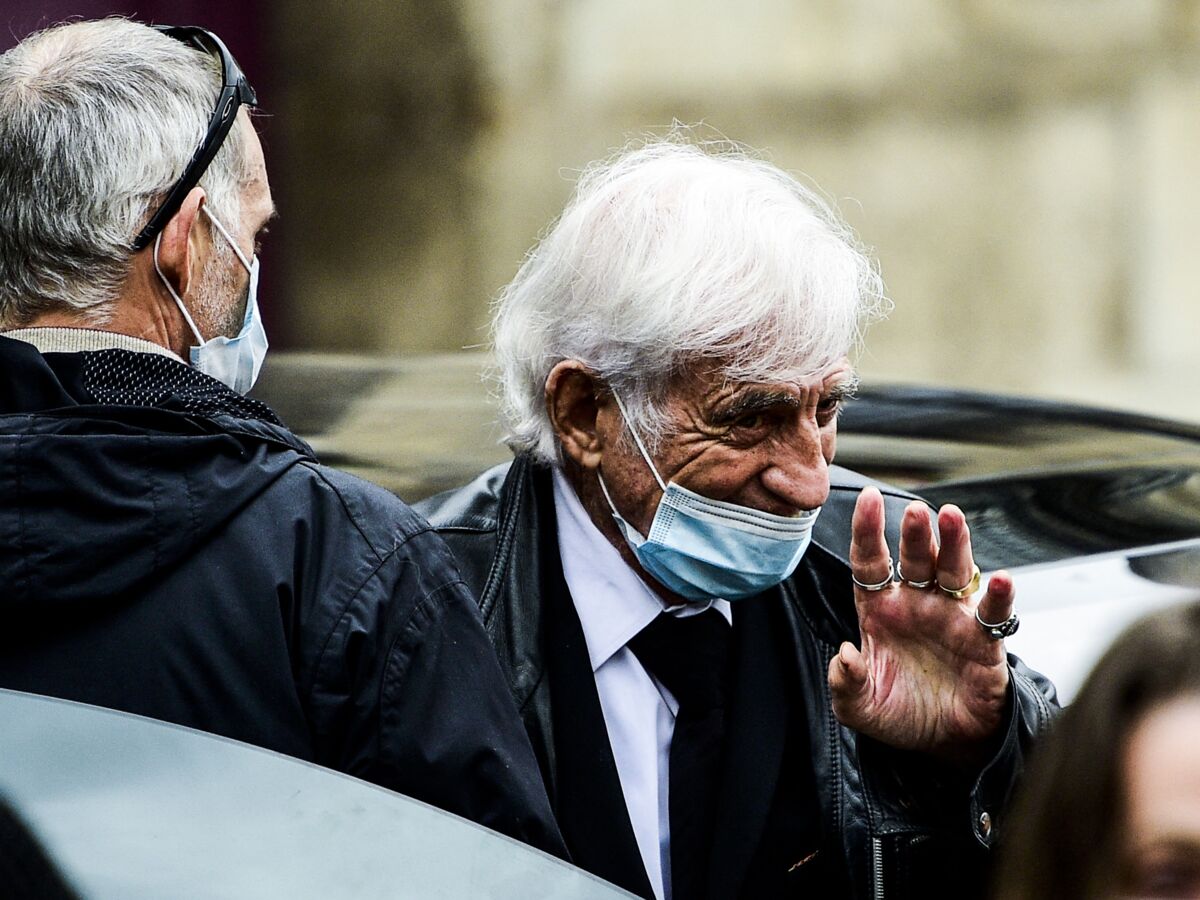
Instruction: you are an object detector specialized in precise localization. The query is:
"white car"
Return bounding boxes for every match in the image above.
[0,689,634,899]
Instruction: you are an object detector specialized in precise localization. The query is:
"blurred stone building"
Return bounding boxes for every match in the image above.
[5,1,1199,419]
[274,0,1200,421]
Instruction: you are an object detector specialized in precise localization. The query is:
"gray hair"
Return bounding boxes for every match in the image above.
[492,136,889,464]
[0,18,250,327]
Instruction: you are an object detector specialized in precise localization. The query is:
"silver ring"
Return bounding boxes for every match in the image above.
[896,561,934,589]
[852,558,894,592]
[975,608,1020,640]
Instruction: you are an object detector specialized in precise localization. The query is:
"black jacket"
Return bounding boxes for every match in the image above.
[417,455,1059,899]
[0,337,562,854]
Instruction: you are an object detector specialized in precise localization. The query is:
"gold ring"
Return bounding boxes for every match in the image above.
[937,564,981,600]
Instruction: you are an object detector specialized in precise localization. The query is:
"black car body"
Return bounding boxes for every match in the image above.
[252,352,1200,700]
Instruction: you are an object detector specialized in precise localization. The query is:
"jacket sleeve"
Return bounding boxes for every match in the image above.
[966,653,1059,848]
[304,524,567,858]
[857,652,1059,846]
[844,654,1058,898]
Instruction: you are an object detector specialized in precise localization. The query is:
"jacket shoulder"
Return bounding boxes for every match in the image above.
[413,461,516,604]
[277,461,475,696]
[268,460,449,566]
[415,461,512,531]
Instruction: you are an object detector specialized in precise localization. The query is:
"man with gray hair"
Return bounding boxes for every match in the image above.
[0,18,562,853]
[418,140,1057,898]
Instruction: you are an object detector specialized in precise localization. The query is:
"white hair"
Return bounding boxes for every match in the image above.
[492,136,889,464]
[0,18,249,327]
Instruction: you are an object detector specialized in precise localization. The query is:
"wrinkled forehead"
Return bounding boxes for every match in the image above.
[658,354,856,402]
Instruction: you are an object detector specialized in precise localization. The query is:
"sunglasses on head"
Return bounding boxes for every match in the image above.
[130,25,258,252]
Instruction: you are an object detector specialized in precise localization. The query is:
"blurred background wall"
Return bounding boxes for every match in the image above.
[5,0,1200,421]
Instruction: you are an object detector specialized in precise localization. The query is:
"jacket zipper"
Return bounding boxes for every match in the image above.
[872,837,885,900]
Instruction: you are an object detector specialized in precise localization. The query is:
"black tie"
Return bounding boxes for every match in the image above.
[629,609,732,900]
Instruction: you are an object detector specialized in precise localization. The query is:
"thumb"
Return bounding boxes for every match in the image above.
[828,641,870,722]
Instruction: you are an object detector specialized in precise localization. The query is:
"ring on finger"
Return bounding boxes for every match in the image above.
[852,558,894,592]
[976,608,1020,640]
[937,564,981,600]
[896,561,934,589]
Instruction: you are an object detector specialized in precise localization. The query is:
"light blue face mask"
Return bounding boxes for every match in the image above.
[598,392,821,602]
[153,206,268,395]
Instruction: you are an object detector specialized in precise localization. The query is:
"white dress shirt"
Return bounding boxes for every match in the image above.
[551,467,731,900]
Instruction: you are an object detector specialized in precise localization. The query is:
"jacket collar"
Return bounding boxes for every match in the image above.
[0,334,313,459]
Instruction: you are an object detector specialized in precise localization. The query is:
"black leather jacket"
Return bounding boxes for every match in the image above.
[417,455,1058,898]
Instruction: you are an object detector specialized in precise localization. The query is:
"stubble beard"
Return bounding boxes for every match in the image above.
[191,235,247,340]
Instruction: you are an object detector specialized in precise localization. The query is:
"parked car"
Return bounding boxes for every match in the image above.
[253,352,1200,701]
[0,689,633,900]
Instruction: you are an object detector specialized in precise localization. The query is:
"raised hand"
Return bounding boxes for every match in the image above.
[827,487,1015,763]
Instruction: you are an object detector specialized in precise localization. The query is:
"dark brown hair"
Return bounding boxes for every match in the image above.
[994,599,1200,900]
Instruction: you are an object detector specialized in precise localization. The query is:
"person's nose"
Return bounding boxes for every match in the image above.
[759,431,830,512]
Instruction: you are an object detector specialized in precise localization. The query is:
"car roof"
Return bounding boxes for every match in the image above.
[838,385,1200,569]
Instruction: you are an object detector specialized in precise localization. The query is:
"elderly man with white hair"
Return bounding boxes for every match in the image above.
[0,18,564,854]
[418,140,1057,899]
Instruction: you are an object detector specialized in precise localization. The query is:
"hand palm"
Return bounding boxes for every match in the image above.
[846,585,1009,752]
[828,488,1015,761]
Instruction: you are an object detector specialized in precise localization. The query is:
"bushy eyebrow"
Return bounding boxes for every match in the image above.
[709,390,801,425]
[826,374,860,404]
[710,375,860,425]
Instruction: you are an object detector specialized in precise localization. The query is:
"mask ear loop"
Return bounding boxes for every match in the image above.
[610,389,668,493]
[595,468,624,518]
[153,231,206,346]
[202,206,252,273]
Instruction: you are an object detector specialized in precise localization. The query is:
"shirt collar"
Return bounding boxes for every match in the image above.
[551,466,731,673]
[1,327,184,361]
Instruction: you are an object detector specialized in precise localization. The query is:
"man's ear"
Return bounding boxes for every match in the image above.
[546,360,608,470]
[153,186,207,298]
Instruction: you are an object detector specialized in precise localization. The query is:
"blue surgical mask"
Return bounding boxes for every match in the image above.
[153,206,268,394]
[598,391,821,601]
